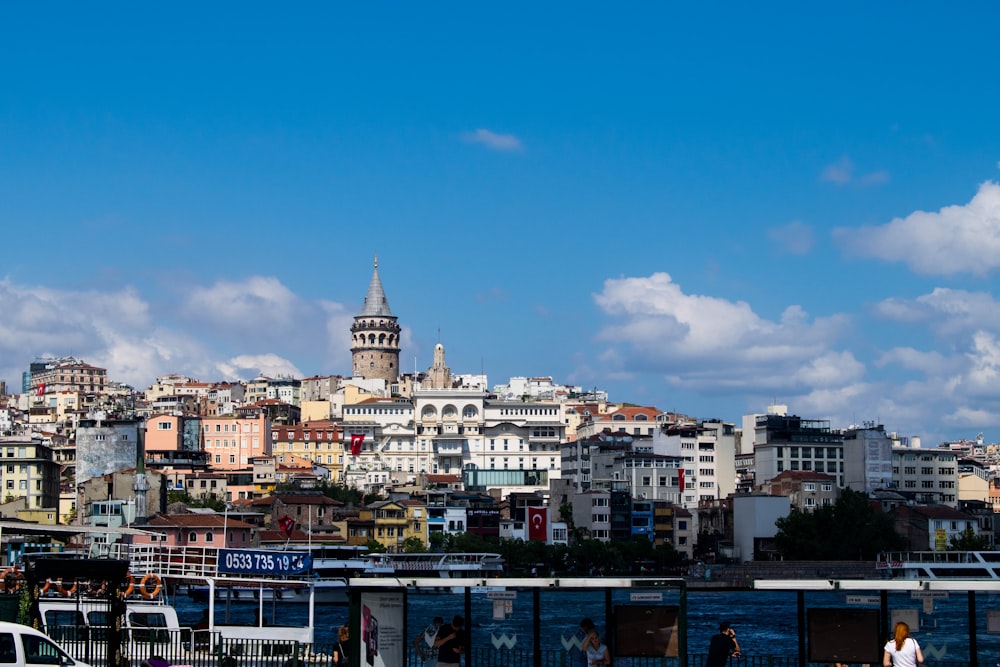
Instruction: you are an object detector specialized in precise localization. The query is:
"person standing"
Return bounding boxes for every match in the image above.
[433,615,466,667]
[413,616,444,667]
[569,618,596,667]
[706,621,741,667]
[332,625,350,667]
[882,622,923,667]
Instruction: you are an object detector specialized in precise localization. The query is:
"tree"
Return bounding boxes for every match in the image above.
[774,489,906,560]
[949,526,992,551]
[402,536,427,553]
[365,539,387,553]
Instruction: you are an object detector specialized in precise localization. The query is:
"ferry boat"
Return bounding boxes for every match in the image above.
[9,551,322,667]
[876,550,1000,579]
[368,551,504,576]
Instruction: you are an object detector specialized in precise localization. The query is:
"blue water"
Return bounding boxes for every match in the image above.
[169,585,1000,663]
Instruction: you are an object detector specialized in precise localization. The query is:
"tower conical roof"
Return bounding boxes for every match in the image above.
[360,256,393,317]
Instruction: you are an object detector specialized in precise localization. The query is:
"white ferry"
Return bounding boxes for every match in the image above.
[876,550,1000,579]
[368,551,504,576]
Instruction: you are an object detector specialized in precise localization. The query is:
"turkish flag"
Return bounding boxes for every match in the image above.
[527,506,547,541]
[350,433,364,456]
[36,383,45,397]
[678,468,685,493]
[278,515,295,537]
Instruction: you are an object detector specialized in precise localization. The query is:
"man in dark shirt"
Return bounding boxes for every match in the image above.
[706,621,741,667]
[433,615,467,667]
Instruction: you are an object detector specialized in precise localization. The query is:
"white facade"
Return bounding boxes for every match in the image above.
[892,446,959,506]
[842,424,894,493]
[732,494,790,563]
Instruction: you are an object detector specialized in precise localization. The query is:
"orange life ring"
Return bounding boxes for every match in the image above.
[40,579,53,594]
[0,568,19,593]
[57,578,78,597]
[123,573,134,596]
[138,573,161,599]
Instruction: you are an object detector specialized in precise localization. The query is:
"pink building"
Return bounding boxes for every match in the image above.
[202,410,271,470]
[132,512,256,549]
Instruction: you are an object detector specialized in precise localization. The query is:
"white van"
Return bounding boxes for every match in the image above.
[0,621,92,667]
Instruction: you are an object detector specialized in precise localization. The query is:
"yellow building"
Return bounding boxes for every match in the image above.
[271,420,344,481]
[360,499,427,552]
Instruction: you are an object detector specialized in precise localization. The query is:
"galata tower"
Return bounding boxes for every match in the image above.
[351,256,401,382]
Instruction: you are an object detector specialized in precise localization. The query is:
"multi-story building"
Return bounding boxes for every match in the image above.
[0,435,61,510]
[75,417,143,486]
[250,491,344,539]
[752,413,845,489]
[572,489,612,541]
[271,420,341,468]
[343,396,419,492]
[201,410,271,470]
[30,357,108,397]
[766,470,839,512]
[890,504,978,551]
[892,446,959,506]
[359,499,426,552]
[842,423,894,493]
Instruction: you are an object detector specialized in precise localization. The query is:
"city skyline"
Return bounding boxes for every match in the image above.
[3,4,1000,445]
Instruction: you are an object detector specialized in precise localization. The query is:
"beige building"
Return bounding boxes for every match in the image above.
[271,420,341,468]
[766,470,839,512]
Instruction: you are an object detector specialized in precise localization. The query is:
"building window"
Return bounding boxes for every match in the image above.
[188,532,197,542]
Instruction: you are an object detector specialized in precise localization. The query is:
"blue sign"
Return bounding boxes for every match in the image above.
[218,549,312,575]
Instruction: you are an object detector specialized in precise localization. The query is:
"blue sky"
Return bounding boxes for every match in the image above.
[2,3,1000,445]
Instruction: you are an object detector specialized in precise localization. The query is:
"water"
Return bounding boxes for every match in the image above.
[169,585,1000,664]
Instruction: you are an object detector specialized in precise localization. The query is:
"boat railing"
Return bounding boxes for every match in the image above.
[876,550,1000,567]
[110,544,223,581]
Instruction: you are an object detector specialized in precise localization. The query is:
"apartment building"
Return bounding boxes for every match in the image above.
[0,435,61,510]
[892,446,959,506]
[30,357,108,396]
[201,410,270,470]
[766,470,839,512]
[752,413,845,489]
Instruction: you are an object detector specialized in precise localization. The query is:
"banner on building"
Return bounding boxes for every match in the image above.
[677,468,685,493]
[350,433,365,456]
[528,506,547,541]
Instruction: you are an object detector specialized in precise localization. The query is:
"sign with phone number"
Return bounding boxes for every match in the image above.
[218,549,312,575]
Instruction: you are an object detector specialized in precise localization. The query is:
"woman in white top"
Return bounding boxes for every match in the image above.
[586,630,611,666]
[883,621,924,667]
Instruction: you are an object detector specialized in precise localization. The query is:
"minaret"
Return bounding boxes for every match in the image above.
[351,256,401,382]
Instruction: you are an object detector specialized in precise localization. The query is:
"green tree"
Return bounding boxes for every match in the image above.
[402,536,427,553]
[774,489,906,560]
[949,526,992,551]
[365,539,387,553]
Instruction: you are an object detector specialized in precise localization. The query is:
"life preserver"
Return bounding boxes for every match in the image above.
[123,573,134,596]
[57,579,78,597]
[138,573,161,599]
[0,569,19,593]
[40,579,53,594]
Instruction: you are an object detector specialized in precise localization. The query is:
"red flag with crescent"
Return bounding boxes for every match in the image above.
[37,383,45,397]
[528,506,547,541]
[350,433,364,456]
[278,515,295,537]
[678,468,685,493]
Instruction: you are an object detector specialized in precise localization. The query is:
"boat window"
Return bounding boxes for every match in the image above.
[21,635,65,665]
[0,634,16,663]
[43,611,86,641]
[130,612,168,628]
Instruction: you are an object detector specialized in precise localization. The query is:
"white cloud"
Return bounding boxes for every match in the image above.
[592,272,852,394]
[819,156,890,187]
[767,220,815,255]
[461,129,524,152]
[216,353,303,380]
[0,276,355,392]
[875,288,1000,338]
[834,181,1000,275]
